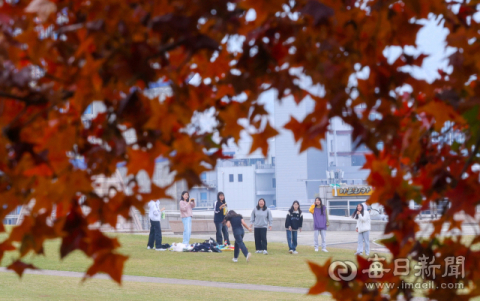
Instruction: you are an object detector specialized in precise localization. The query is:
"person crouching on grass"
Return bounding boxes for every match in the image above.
[285,200,303,254]
[224,210,252,263]
[354,203,371,256]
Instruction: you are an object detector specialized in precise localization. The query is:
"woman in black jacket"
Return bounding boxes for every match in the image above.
[285,200,303,254]
[214,192,230,245]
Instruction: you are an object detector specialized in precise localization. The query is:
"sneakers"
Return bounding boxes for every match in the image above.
[315,248,319,252]
[322,249,328,253]
[289,250,293,254]
[255,250,262,254]
[293,251,299,254]
[155,248,167,251]
[246,253,252,262]
[232,258,238,263]
[263,250,268,255]
[354,252,361,255]
[147,246,152,250]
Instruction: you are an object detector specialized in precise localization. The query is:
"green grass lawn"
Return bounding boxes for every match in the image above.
[0,272,329,301]
[1,232,367,289]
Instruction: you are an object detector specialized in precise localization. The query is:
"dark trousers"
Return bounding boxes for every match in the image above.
[286,230,298,251]
[215,221,230,245]
[233,231,248,258]
[147,220,162,248]
[254,227,268,251]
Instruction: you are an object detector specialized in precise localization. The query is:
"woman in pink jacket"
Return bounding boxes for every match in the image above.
[179,191,195,245]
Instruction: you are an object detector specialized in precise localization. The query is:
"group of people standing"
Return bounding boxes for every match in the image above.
[147,191,372,260]
[216,193,273,261]
[147,190,195,250]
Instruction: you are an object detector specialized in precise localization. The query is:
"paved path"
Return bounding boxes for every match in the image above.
[0,268,432,300]
[0,267,310,295]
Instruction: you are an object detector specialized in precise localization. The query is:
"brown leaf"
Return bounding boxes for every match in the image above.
[7,260,39,277]
[84,253,129,284]
[249,122,278,156]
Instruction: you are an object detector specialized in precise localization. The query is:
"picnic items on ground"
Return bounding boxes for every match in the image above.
[167,238,226,253]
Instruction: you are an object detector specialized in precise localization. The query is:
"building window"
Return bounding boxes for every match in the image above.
[330,140,334,151]
[272,178,276,188]
[229,174,234,182]
[200,172,206,181]
[272,157,275,166]
[352,155,367,166]
[200,192,207,200]
[238,174,243,182]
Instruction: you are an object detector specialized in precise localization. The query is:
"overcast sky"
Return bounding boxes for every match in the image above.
[191,13,463,156]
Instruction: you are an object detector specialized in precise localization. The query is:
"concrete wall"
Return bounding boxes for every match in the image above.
[217,166,256,210]
[274,96,310,208]
[163,211,387,233]
[306,146,328,201]
[255,173,275,191]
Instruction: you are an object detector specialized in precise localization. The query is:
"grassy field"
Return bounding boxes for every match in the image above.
[0,232,367,289]
[3,230,475,300]
[0,272,329,301]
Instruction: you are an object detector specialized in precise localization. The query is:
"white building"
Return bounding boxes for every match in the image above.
[274,96,370,210]
[217,165,256,210]
[188,170,218,209]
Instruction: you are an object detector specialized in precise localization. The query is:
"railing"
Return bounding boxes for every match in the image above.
[317,179,368,185]
[194,200,215,210]
[202,180,217,187]
[255,164,274,169]
[3,214,19,225]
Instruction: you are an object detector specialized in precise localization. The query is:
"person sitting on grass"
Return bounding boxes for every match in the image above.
[224,210,252,263]
[285,200,303,254]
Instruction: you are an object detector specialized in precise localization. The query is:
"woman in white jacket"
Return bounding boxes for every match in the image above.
[147,199,165,251]
[354,203,371,256]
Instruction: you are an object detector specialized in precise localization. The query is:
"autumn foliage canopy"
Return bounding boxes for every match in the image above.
[1,0,480,299]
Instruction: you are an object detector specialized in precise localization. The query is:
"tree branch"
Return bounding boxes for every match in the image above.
[0,92,28,102]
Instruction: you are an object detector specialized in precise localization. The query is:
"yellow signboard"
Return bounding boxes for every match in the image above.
[333,186,372,196]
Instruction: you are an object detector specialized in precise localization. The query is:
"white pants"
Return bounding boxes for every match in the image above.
[314,230,326,249]
[357,231,370,255]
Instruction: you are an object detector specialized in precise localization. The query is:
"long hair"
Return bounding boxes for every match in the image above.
[289,200,302,215]
[315,197,324,215]
[256,198,267,211]
[217,191,225,203]
[223,210,243,225]
[180,191,189,201]
[355,203,365,220]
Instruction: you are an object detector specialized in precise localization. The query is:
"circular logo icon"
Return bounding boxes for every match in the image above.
[328,261,357,281]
